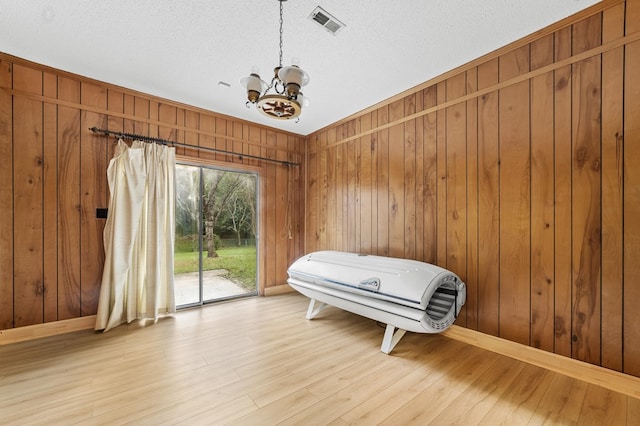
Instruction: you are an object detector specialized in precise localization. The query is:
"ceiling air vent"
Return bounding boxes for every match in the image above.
[309,6,345,35]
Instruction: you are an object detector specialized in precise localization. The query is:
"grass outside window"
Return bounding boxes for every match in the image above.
[174,246,257,291]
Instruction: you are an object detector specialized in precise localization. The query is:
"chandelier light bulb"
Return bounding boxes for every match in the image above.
[297,92,309,108]
[278,65,309,99]
[240,67,267,104]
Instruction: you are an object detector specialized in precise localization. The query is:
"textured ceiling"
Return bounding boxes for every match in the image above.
[0,0,600,136]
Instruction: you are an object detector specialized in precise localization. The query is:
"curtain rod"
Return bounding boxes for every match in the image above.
[88,127,299,167]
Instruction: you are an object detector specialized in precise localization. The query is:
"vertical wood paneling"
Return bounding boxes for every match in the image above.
[376,106,389,256]
[214,117,227,163]
[275,133,288,285]
[404,96,416,260]
[198,114,215,161]
[601,2,625,373]
[301,0,639,379]
[628,0,640,34]
[340,124,352,253]
[422,87,438,265]
[346,124,357,254]
[553,26,573,358]
[388,100,405,259]
[369,112,379,254]
[318,131,328,250]
[57,76,81,320]
[623,39,640,377]
[43,72,58,323]
[436,82,447,267]
[295,137,304,261]
[264,130,277,287]
[329,135,342,250]
[498,45,531,346]
[159,103,177,144]
[134,97,149,136]
[2,51,304,330]
[313,132,323,251]
[307,138,319,253]
[289,135,303,266]
[241,123,254,165]
[446,72,467,325]
[571,15,602,365]
[326,128,337,250]
[181,110,198,157]
[414,94,425,263]
[107,90,124,163]
[80,83,107,316]
[476,59,500,337]
[248,125,262,169]
[359,113,372,254]
[530,35,555,352]
[176,106,186,156]
[335,126,345,252]
[123,94,135,134]
[12,64,44,327]
[0,59,13,329]
[465,67,479,330]
[623,0,640,379]
[229,120,242,164]
[149,101,159,138]
[107,90,124,135]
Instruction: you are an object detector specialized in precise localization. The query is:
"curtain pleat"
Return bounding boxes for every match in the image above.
[95,140,176,332]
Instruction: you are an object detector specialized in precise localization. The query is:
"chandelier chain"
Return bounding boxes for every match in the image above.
[262,0,285,97]
[242,0,307,121]
[278,0,284,68]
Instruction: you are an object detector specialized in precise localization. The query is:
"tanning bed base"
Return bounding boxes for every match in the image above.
[287,251,466,354]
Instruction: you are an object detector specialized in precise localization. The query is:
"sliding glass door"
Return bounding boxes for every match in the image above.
[174,163,258,307]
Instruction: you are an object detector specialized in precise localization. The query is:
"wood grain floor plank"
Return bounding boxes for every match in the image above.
[281,357,413,425]
[338,336,465,424]
[0,293,636,425]
[229,389,320,425]
[576,383,628,425]
[528,373,589,425]
[480,363,555,424]
[430,355,526,424]
[377,345,500,424]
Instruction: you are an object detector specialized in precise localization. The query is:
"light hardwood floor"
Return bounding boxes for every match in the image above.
[1,293,638,425]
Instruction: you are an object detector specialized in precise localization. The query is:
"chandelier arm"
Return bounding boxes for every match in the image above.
[275,79,285,95]
[262,76,276,97]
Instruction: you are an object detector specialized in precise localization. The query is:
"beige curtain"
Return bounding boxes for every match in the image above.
[95,139,176,332]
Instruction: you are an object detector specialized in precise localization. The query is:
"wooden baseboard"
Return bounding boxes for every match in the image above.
[263,283,295,296]
[443,325,640,399]
[0,315,96,346]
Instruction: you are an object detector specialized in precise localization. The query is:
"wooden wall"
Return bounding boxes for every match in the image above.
[0,54,305,330]
[305,0,640,378]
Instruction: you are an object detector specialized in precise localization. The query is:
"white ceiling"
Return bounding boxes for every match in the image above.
[0,0,599,136]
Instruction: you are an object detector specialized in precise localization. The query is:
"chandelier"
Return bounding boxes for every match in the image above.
[241,0,309,121]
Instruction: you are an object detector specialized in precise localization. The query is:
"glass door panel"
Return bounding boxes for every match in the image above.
[174,164,258,308]
[174,164,202,306]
